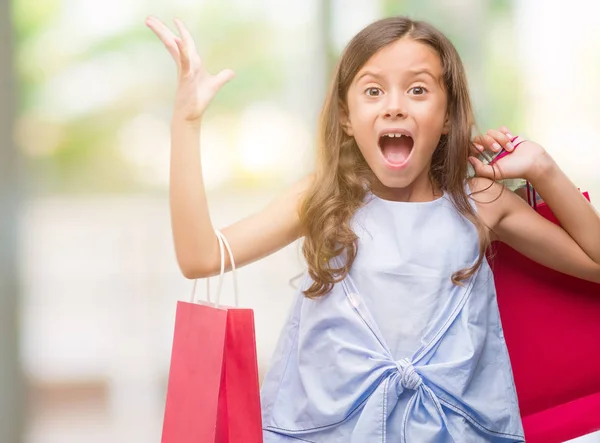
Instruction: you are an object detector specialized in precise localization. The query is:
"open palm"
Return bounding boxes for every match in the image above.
[146,16,235,122]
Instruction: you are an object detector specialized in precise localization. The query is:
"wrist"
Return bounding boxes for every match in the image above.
[171,113,203,130]
[526,151,558,185]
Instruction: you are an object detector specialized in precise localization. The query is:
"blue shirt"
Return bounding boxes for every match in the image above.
[260,190,525,442]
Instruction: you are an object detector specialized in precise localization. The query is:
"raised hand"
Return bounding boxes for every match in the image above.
[469,126,551,183]
[146,16,235,122]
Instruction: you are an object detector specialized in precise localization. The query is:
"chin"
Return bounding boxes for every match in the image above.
[370,152,421,187]
[374,171,417,190]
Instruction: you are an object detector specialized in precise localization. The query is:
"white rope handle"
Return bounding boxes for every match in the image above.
[189,229,239,308]
[214,230,238,307]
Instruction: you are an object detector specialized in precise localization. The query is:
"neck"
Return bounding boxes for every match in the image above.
[371,171,442,203]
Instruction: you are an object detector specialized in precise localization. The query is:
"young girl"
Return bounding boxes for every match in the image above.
[147,15,600,442]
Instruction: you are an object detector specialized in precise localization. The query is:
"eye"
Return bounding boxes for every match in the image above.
[365,87,383,97]
[409,86,427,95]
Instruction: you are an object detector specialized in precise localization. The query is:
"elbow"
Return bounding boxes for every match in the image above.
[580,262,600,285]
[174,239,220,279]
[177,256,212,280]
[180,264,201,280]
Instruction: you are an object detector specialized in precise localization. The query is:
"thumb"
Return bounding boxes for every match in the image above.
[469,156,498,180]
[212,69,236,89]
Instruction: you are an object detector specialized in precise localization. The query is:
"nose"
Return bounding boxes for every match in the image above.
[383,93,407,119]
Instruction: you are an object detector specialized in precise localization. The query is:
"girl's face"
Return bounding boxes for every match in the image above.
[344,38,450,200]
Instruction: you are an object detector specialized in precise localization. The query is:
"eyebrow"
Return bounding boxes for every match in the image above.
[408,69,438,82]
[355,70,383,82]
[355,68,439,83]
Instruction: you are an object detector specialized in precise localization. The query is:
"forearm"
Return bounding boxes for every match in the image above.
[170,116,218,277]
[529,154,600,264]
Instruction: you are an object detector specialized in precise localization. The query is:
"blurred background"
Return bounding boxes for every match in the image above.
[1,0,599,441]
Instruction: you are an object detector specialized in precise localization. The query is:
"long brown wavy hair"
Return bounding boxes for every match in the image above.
[299,16,491,299]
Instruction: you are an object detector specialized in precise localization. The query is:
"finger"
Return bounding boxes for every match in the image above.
[174,18,199,61]
[469,143,480,157]
[472,136,491,157]
[511,135,527,147]
[473,142,497,163]
[175,37,191,75]
[472,135,484,147]
[470,142,484,158]
[472,134,493,147]
[472,142,485,153]
[173,18,196,44]
[212,69,236,89]
[473,133,500,153]
[146,16,180,61]
[487,128,514,152]
[498,126,514,140]
[469,156,499,179]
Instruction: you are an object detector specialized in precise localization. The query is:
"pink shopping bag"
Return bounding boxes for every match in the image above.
[161,230,263,443]
[492,187,600,443]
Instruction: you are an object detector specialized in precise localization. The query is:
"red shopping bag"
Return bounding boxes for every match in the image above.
[161,230,263,443]
[492,187,600,443]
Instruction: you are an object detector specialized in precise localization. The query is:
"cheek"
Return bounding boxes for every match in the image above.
[348,101,377,132]
[346,111,370,140]
[420,103,447,132]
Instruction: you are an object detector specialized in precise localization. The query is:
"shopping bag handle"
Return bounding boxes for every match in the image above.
[488,135,540,212]
[526,181,539,211]
[189,229,239,308]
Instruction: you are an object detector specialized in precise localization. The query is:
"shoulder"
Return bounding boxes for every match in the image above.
[466,177,515,235]
[467,176,503,197]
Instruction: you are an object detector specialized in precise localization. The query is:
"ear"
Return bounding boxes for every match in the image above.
[339,106,354,136]
[441,113,451,135]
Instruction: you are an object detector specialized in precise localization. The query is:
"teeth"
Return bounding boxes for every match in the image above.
[383,133,407,138]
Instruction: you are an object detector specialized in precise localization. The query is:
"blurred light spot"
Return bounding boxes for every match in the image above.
[61,0,140,42]
[119,114,171,186]
[331,0,381,52]
[200,116,237,189]
[15,115,65,157]
[236,102,311,178]
[40,52,139,119]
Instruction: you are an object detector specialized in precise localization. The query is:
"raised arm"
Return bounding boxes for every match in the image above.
[147,17,311,278]
[470,127,600,283]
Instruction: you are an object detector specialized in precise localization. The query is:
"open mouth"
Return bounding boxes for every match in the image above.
[378,133,414,166]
